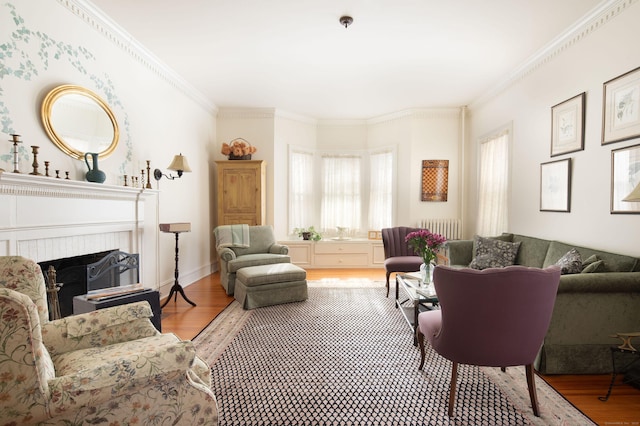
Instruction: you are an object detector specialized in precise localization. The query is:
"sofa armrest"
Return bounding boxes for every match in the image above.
[47,340,196,411]
[558,271,640,293]
[218,247,237,262]
[447,240,474,266]
[269,243,289,255]
[43,301,158,356]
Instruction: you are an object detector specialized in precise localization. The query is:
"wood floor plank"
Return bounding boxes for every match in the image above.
[161,268,640,425]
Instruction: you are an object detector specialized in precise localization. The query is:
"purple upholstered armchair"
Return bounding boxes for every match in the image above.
[382,227,423,297]
[417,265,561,418]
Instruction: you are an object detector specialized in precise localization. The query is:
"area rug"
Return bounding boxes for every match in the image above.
[194,281,594,426]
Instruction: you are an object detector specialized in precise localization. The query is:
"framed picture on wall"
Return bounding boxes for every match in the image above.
[421,160,449,201]
[540,158,571,212]
[602,66,640,145]
[611,143,640,214]
[551,93,585,157]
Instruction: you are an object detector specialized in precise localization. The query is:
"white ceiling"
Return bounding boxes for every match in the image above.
[88,0,604,120]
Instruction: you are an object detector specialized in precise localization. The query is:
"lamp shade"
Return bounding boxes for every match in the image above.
[623,182,640,202]
[167,154,192,173]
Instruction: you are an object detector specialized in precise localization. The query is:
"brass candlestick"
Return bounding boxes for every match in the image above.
[123,174,128,186]
[141,169,145,188]
[9,134,22,173]
[29,145,42,175]
[44,161,50,177]
[146,160,152,189]
[55,170,60,179]
[46,266,62,320]
[65,171,70,180]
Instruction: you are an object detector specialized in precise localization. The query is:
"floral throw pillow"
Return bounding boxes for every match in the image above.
[468,236,521,270]
[555,248,583,274]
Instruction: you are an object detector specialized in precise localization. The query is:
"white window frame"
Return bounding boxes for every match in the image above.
[288,145,396,238]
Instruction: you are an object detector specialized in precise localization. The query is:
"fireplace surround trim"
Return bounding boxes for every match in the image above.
[0,172,159,290]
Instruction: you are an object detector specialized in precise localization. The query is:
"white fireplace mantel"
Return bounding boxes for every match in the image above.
[0,172,159,287]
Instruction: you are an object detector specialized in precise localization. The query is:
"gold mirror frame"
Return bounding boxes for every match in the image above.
[41,85,119,160]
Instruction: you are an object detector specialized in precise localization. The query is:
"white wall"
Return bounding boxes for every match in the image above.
[466,2,640,257]
[0,0,217,292]
[274,112,317,235]
[217,109,463,239]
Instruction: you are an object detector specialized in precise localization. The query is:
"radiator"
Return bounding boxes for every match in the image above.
[419,218,462,240]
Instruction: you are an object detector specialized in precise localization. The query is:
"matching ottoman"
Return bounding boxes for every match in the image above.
[234,263,308,309]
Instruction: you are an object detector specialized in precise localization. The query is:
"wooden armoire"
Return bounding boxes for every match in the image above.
[215,160,266,226]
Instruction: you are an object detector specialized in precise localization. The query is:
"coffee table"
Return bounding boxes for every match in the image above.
[395,273,439,345]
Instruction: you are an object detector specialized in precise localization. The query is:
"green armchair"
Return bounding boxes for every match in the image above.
[0,256,218,425]
[214,225,290,295]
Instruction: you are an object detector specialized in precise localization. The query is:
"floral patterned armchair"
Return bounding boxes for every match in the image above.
[0,256,218,425]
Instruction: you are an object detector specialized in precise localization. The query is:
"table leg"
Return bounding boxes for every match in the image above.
[161,232,196,308]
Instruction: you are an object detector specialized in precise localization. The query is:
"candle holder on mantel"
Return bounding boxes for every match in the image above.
[29,145,42,175]
[146,160,152,189]
[9,134,22,173]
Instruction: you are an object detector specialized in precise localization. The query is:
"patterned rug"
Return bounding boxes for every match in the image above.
[194,281,594,426]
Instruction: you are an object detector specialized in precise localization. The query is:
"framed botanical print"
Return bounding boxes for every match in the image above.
[611,143,640,214]
[540,158,571,212]
[602,66,640,145]
[551,92,585,157]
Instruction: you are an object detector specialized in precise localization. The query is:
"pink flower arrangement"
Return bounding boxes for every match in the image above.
[405,229,447,265]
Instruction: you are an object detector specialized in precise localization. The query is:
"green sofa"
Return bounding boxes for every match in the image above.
[447,233,640,375]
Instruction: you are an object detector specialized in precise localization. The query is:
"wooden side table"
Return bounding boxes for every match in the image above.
[159,223,196,307]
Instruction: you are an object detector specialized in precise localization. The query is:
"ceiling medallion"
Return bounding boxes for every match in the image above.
[339,16,353,28]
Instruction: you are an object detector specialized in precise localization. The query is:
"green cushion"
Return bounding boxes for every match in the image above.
[511,235,551,267]
[581,260,604,273]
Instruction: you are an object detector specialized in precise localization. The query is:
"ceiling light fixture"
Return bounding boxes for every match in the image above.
[339,16,353,29]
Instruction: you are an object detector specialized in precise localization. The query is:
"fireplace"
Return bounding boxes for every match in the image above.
[39,250,117,317]
[0,172,159,301]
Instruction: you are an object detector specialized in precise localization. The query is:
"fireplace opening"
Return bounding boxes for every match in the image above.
[38,250,116,318]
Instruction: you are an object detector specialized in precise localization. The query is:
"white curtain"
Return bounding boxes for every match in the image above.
[289,149,314,231]
[369,150,393,230]
[477,130,510,236]
[320,155,362,231]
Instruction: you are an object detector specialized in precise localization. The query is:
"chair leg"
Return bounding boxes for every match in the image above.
[386,272,391,297]
[525,364,540,417]
[448,362,458,417]
[417,328,426,370]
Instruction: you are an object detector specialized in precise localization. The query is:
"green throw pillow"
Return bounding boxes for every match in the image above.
[582,254,599,267]
[555,248,582,274]
[581,259,605,273]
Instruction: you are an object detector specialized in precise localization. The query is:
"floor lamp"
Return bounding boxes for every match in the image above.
[159,222,196,308]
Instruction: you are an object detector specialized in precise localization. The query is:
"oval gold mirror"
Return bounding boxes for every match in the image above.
[41,85,119,159]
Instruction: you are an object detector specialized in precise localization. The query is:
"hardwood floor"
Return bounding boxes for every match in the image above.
[161,269,640,425]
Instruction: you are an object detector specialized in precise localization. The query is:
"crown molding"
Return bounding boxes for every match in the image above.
[367,108,461,126]
[57,0,217,114]
[217,107,277,120]
[470,0,639,108]
[274,109,317,125]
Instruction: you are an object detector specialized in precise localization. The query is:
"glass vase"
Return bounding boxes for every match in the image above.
[420,262,433,284]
